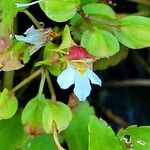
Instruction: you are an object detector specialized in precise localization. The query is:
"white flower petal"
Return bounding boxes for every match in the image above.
[88,69,102,86]
[15,0,44,8]
[74,73,91,101]
[15,26,43,45]
[57,64,76,89]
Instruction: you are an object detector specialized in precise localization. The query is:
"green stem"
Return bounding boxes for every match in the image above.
[45,70,56,102]
[52,122,66,150]
[23,10,42,29]
[11,68,43,93]
[3,71,15,89]
[89,16,117,28]
[38,72,46,95]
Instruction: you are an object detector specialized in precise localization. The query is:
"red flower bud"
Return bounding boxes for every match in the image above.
[65,46,96,60]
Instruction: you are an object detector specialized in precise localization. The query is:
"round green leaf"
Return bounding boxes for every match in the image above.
[40,0,80,22]
[113,16,150,49]
[42,101,72,133]
[82,3,116,19]
[63,102,95,150]
[81,28,120,58]
[117,125,150,150]
[94,45,128,70]
[0,89,18,120]
[89,116,122,150]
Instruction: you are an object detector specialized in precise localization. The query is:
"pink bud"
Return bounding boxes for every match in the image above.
[65,46,96,60]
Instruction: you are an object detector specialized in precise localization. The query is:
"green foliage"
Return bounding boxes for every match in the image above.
[0,89,18,120]
[88,116,122,150]
[82,3,116,19]
[0,112,58,150]
[42,101,72,133]
[40,0,80,22]
[22,94,49,135]
[23,134,57,150]
[59,25,76,49]
[117,126,150,150]
[0,0,150,149]
[0,0,31,36]
[0,112,26,150]
[113,16,150,49]
[81,27,120,58]
[94,45,128,70]
[63,102,95,150]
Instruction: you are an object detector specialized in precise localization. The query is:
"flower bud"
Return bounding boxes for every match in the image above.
[42,101,72,133]
[0,89,18,120]
[22,94,48,136]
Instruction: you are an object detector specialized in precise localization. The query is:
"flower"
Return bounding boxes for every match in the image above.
[15,25,55,55]
[57,46,102,101]
[15,25,52,45]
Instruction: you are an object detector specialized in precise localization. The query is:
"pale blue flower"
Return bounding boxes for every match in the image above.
[15,25,44,45]
[57,63,101,101]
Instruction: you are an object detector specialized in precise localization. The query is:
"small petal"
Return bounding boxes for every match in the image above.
[74,73,91,101]
[88,69,102,86]
[15,0,44,8]
[57,64,76,89]
[15,26,43,45]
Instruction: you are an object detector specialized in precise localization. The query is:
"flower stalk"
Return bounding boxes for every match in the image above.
[45,69,56,102]
[11,68,43,93]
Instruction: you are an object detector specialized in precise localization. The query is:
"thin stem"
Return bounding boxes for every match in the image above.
[3,71,15,89]
[23,10,42,29]
[89,16,117,28]
[15,136,31,149]
[45,69,56,102]
[38,72,46,95]
[11,68,43,93]
[52,122,66,150]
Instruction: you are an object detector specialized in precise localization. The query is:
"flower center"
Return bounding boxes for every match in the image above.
[71,61,89,75]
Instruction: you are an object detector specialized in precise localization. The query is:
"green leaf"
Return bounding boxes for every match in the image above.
[42,101,72,133]
[113,16,150,49]
[22,94,48,135]
[0,89,18,120]
[23,134,57,150]
[88,116,122,150]
[81,27,120,58]
[117,126,150,150]
[0,0,31,36]
[59,25,76,49]
[40,0,80,22]
[0,112,27,150]
[63,102,95,150]
[94,45,128,70]
[82,3,116,19]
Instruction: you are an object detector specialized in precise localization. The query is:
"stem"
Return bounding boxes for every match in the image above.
[3,71,15,89]
[52,122,66,150]
[45,69,56,102]
[11,68,43,93]
[23,10,42,29]
[16,136,31,149]
[38,72,46,95]
[89,16,117,28]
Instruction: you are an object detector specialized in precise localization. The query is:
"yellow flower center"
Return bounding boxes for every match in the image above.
[70,61,90,75]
